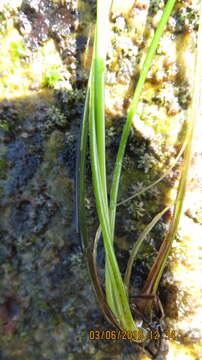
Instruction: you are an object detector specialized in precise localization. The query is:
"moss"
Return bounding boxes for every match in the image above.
[0,17,72,99]
[46,130,65,151]
[42,65,64,89]
[55,88,85,120]
[9,40,26,63]
[44,130,65,166]
[0,158,8,180]
[0,120,10,132]
[128,200,146,220]
[43,105,68,131]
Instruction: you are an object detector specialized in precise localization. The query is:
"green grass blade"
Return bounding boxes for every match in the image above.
[77,86,90,249]
[77,73,123,329]
[87,226,122,329]
[109,0,177,239]
[141,1,202,299]
[124,206,170,291]
[89,64,138,331]
[94,0,112,204]
[88,0,142,331]
[79,0,179,331]
[77,78,121,329]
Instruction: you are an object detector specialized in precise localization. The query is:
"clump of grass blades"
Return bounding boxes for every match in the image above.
[78,0,182,333]
[136,0,202,316]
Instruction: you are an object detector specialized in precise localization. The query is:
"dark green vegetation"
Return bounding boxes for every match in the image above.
[78,0,189,336]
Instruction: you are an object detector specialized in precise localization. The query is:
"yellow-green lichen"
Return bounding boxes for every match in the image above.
[0,22,72,100]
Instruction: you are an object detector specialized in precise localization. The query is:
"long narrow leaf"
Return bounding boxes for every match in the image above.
[138,1,202,312]
[124,206,170,291]
[88,0,140,331]
[89,43,138,333]
[76,86,90,250]
[109,0,177,239]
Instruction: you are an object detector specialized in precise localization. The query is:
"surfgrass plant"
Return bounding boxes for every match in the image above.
[77,0,200,333]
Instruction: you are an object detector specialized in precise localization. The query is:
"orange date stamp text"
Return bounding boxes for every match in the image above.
[88,329,177,341]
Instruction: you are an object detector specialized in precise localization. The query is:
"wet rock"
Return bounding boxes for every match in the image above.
[0,297,20,335]
[0,1,201,359]
[58,133,77,179]
[16,0,77,51]
[0,85,114,359]
[3,135,43,195]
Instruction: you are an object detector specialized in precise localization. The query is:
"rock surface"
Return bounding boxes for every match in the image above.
[0,1,201,359]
